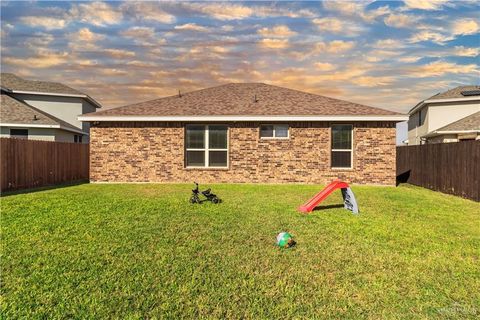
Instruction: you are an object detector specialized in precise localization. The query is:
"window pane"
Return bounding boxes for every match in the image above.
[209,151,227,167]
[260,125,274,137]
[186,125,205,149]
[10,129,28,139]
[209,125,227,149]
[186,151,205,167]
[275,125,289,137]
[332,125,352,149]
[332,151,351,168]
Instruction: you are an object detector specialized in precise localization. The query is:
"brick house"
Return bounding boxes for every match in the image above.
[79,83,407,185]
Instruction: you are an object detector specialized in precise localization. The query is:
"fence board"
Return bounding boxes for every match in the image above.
[0,138,89,192]
[397,140,479,201]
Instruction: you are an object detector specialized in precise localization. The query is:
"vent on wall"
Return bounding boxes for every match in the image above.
[461,90,480,96]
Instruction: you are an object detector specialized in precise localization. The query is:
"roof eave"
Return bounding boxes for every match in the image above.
[422,130,480,138]
[1,122,87,135]
[409,96,480,115]
[3,89,102,108]
[78,114,408,122]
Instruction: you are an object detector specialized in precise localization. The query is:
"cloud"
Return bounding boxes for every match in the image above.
[351,76,395,87]
[102,49,136,59]
[452,46,479,57]
[403,0,449,10]
[71,28,105,42]
[120,26,155,38]
[372,39,405,49]
[120,2,175,23]
[384,14,418,28]
[174,23,209,32]
[315,40,356,53]
[452,19,479,36]
[409,30,452,44]
[313,17,363,35]
[405,60,479,77]
[257,25,296,37]
[322,1,391,22]
[259,38,289,49]
[19,16,66,30]
[69,1,122,26]
[27,32,55,47]
[182,2,253,20]
[314,62,336,71]
[3,49,69,68]
[398,56,422,63]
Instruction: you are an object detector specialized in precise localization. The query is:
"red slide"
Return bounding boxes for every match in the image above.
[298,180,350,213]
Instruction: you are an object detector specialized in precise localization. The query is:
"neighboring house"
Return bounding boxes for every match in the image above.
[79,83,407,185]
[421,111,480,143]
[407,86,480,145]
[0,73,102,142]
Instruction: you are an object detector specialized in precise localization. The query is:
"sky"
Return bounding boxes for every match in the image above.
[1,1,479,143]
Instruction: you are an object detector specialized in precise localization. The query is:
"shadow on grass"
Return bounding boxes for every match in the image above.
[1,180,89,197]
[312,204,344,211]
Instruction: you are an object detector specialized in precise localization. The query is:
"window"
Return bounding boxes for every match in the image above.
[10,129,28,139]
[185,125,228,168]
[331,124,353,168]
[418,109,422,126]
[260,124,289,139]
[74,135,78,143]
[79,135,83,143]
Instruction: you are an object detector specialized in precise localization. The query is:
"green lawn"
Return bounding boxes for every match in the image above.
[1,183,479,319]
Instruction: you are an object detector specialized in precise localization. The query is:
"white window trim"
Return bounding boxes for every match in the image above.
[331,124,353,169]
[185,124,229,169]
[260,124,290,139]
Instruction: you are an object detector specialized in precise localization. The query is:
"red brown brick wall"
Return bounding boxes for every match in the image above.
[89,121,397,185]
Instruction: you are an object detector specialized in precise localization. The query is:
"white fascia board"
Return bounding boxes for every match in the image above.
[422,130,480,138]
[78,115,409,122]
[409,97,480,115]
[1,123,87,135]
[8,90,102,109]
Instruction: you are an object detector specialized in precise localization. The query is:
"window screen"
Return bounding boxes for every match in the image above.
[331,125,352,168]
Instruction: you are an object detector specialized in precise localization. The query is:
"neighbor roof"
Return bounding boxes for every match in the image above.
[427,86,480,100]
[1,93,84,134]
[409,85,480,114]
[1,73,82,95]
[80,83,405,121]
[0,73,102,108]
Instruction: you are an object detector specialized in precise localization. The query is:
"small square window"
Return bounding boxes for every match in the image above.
[260,124,289,139]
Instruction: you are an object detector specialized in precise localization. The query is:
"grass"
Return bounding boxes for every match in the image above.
[1,183,479,319]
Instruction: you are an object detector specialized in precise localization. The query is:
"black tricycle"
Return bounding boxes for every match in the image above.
[190,182,221,204]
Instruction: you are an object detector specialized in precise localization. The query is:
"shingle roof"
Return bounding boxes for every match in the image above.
[82,83,400,117]
[1,73,83,95]
[427,86,480,100]
[435,111,480,132]
[1,93,83,133]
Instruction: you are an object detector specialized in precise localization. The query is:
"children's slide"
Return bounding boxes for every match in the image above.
[298,180,359,214]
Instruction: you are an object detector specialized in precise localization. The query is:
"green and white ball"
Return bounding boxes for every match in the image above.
[276,232,293,248]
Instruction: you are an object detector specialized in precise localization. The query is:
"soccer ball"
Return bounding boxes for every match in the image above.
[276,232,296,248]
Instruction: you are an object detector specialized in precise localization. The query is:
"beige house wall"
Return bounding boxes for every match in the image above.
[0,126,77,142]
[408,100,480,145]
[89,121,397,185]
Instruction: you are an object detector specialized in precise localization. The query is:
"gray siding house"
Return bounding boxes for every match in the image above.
[0,73,102,143]
[407,86,480,145]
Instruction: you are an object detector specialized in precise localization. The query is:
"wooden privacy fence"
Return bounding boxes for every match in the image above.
[397,140,480,201]
[1,138,89,192]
